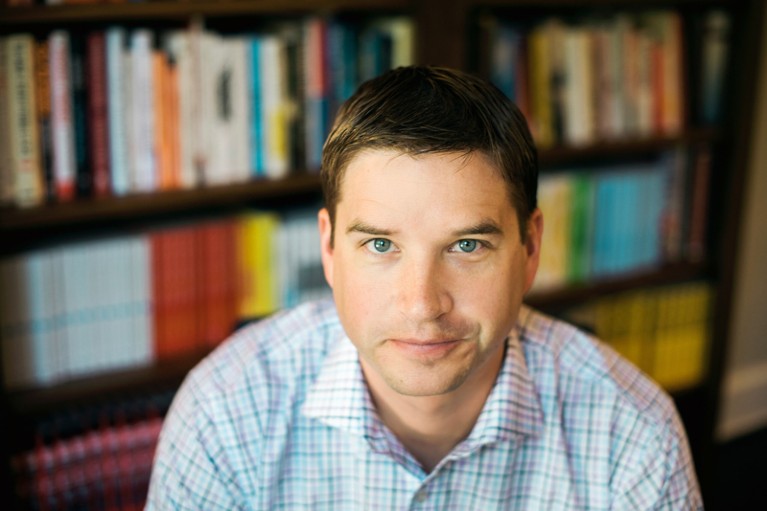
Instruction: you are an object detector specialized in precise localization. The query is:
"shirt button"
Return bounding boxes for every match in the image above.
[414,489,428,503]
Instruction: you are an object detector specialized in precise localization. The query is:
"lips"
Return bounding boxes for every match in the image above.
[388,338,463,359]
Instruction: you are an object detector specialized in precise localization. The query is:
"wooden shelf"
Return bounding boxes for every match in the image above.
[5,349,210,420]
[0,173,322,233]
[0,128,717,236]
[538,127,719,167]
[525,261,711,311]
[472,0,730,8]
[0,0,410,26]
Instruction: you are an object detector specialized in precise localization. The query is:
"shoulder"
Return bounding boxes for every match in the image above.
[516,305,677,430]
[169,298,343,434]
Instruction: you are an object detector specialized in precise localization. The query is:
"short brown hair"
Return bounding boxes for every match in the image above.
[321,65,538,241]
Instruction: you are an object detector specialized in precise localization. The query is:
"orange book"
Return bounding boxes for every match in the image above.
[152,52,170,190]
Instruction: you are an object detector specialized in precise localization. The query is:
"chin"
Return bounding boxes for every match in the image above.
[382,368,471,397]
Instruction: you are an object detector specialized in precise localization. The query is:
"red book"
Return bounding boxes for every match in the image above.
[86,31,110,197]
[151,226,201,361]
[199,219,239,348]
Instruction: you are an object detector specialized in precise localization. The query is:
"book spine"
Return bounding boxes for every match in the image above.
[129,29,156,193]
[7,34,45,207]
[87,31,111,198]
[0,38,12,206]
[106,26,129,196]
[70,33,91,198]
[48,31,76,201]
[34,39,55,202]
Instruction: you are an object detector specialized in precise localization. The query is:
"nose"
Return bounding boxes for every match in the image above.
[395,254,453,322]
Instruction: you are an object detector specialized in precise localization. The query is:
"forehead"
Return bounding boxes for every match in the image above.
[337,149,517,227]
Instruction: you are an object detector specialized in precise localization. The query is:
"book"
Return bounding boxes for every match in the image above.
[198,219,239,348]
[69,33,91,198]
[129,29,156,192]
[48,30,77,201]
[237,211,281,319]
[106,26,129,196]
[150,226,200,362]
[1,252,59,388]
[258,33,290,179]
[562,25,595,146]
[535,172,573,290]
[5,34,45,207]
[86,30,111,197]
[699,10,730,124]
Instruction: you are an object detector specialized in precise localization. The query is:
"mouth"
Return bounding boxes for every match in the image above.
[388,338,463,359]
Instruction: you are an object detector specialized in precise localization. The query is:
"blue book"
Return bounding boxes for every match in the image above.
[491,24,522,102]
[249,36,263,176]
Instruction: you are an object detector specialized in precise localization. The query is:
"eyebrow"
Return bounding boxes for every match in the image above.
[345,219,503,237]
[346,221,394,236]
[452,220,503,237]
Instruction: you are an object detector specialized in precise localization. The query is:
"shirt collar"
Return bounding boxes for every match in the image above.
[301,333,377,438]
[301,312,544,446]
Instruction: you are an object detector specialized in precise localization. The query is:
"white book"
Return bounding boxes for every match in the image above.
[88,240,109,373]
[3,254,45,387]
[130,29,157,192]
[564,26,595,146]
[60,243,85,378]
[204,33,229,185]
[108,237,131,368]
[48,30,77,200]
[259,34,289,179]
[130,235,153,367]
[373,17,415,68]
[228,37,252,184]
[194,28,214,185]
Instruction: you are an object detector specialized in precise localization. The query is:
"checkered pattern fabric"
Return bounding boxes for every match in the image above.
[146,299,702,510]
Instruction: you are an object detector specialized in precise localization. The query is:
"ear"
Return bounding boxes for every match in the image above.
[318,208,334,289]
[522,208,543,294]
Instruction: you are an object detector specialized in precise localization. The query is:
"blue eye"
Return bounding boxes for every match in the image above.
[456,239,478,253]
[370,238,392,253]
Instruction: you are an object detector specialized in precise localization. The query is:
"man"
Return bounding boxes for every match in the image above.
[146,66,702,510]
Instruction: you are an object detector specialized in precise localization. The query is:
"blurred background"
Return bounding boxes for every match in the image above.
[0,1,764,510]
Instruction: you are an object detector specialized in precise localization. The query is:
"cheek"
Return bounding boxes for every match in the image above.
[451,258,524,319]
[332,258,388,335]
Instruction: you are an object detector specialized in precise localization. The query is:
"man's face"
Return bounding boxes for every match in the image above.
[318,149,541,397]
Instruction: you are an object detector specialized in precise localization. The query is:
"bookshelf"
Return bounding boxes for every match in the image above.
[0,0,763,508]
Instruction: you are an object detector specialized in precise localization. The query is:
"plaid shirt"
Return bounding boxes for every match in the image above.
[146,299,702,510]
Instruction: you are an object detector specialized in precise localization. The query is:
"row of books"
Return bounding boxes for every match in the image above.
[0,16,414,208]
[563,281,712,391]
[482,9,730,148]
[10,389,175,511]
[534,147,710,291]
[0,209,330,390]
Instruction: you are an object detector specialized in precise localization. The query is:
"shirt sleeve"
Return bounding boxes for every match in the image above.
[144,374,248,511]
[611,407,703,511]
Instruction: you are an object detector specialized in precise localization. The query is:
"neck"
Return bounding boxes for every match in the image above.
[361,346,505,472]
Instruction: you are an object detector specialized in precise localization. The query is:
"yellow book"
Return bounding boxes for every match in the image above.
[237,212,280,319]
[528,23,554,147]
[533,173,572,291]
[652,284,711,391]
